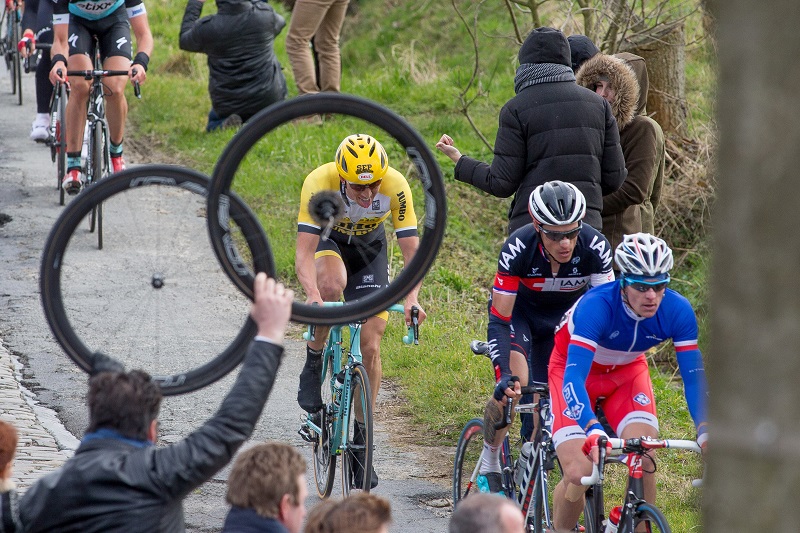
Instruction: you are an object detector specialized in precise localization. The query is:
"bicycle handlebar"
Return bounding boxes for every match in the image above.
[301,303,420,345]
[580,436,703,486]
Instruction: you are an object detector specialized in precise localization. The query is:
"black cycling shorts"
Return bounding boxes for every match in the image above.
[316,232,389,303]
[68,7,132,60]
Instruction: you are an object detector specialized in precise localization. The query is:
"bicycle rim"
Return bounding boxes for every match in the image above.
[312,352,336,498]
[583,485,602,533]
[341,363,372,495]
[529,450,563,533]
[39,165,274,394]
[206,93,447,324]
[452,418,485,505]
[631,503,671,533]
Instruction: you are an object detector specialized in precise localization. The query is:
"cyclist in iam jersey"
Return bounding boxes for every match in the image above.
[295,134,426,489]
[477,181,615,495]
[49,0,153,193]
[549,233,708,532]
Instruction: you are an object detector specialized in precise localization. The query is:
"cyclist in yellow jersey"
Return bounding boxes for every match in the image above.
[296,134,427,489]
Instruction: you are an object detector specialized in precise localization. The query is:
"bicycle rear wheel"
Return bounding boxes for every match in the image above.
[206,93,447,325]
[312,351,337,498]
[39,165,274,394]
[341,363,373,495]
[632,502,671,533]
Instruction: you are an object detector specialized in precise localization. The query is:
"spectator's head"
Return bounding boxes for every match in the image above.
[518,27,571,67]
[226,442,308,533]
[87,369,162,442]
[0,420,18,482]
[567,34,600,72]
[576,53,640,131]
[449,493,523,533]
[305,493,392,533]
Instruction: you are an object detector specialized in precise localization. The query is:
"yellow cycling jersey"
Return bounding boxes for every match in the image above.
[298,162,418,240]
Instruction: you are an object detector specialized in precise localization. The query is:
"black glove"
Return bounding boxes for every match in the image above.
[493,374,518,401]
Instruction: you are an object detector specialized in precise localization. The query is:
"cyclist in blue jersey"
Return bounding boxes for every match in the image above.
[548,233,708,532]
[49,0,153,194]
[476,181,615,495]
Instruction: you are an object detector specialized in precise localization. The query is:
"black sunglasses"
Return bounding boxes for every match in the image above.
[628,281,669,293]
[539,222,582,242]
[347,180,382,193]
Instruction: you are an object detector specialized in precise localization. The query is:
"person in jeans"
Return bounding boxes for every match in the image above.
[19,274,293,532]
[179,0,288,132]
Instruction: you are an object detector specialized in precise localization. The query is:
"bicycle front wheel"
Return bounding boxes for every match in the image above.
[12,18,21,104]
[341,363,373,495]
[630,502,671,533]
[55,85,67,206]
[452,417,485,505]
[529,448,563,533]
[312,352,337,498]
[40,165,274,394]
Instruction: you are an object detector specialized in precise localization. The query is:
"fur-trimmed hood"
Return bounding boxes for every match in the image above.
[576,53,639,131]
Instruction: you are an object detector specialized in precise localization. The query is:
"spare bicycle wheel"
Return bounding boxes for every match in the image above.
[40,165,274,394]
[207,93,447,325]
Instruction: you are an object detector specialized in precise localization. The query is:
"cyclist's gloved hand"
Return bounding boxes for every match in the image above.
[493,374,519,402]
[89,352,126,376]
[18,30,34,55]
[582,423,611,458]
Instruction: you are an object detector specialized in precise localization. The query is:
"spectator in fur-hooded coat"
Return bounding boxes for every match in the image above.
[576,52,666,255]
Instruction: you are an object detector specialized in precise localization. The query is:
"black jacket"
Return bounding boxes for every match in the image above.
[19,340,284,533]
[455,80,627,233]
[179,0,287,120]
[221,507,289,532]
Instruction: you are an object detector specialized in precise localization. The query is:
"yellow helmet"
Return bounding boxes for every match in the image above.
[335,134,388,185]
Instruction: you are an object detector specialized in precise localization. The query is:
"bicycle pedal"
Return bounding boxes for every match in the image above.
[298,425,316,443]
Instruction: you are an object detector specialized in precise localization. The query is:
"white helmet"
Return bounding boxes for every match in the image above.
[527,181,587,226]
[614,233,674,276]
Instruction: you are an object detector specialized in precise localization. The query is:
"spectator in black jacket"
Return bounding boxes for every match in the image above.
[19,274,293,532]
[436,26,627,234]
[179,0,288,132]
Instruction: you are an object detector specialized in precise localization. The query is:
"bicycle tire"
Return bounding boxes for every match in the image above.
[206,93,447,324]
[39,165,275,395]
[312,352,336,498]
[56,85,67,206]
[88,121,105,248]
[341,363,373,495]
[583,485,601,533]
[630,502,671,533]
[12,16,21,105]
[452,417,485,505]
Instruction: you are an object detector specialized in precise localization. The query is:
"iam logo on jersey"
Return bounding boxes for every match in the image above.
[633,392,651,406]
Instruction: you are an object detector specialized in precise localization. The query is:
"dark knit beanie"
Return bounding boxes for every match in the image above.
[568,34,600,72]
[518,27,571,66]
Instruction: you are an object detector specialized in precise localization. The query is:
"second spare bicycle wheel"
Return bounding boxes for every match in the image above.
[207,93,447,325]
[40,165,274,394]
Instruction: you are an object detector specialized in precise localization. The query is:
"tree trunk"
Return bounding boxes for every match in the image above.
[620,21,687,138]
[707,0,800,530]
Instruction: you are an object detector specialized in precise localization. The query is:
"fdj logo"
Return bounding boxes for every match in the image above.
[355,164,373,174]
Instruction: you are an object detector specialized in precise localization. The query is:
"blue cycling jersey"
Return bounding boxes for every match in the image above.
[554,281,708,436]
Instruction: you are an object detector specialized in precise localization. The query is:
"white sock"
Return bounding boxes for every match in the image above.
[479,441,502,474]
